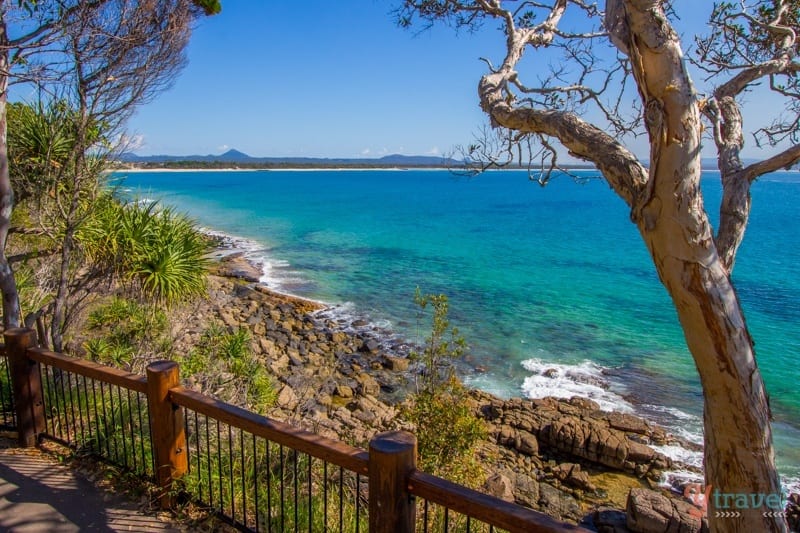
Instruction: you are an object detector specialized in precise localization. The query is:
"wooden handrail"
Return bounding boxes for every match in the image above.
[27,348,148,394]
[407,470,593,533]
[169,385,370,475]
[0,332,587,532]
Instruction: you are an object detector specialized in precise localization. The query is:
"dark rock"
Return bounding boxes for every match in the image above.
[538,482,582,522]
[233,282,260,297]
[513,471,540,509]
[353,409,376,424]
[608,412,652,435]
[565,466,595,492]
[593,507,631,533]
[518,431,539,456]
[359,339,380,353]
[786,493,800,532]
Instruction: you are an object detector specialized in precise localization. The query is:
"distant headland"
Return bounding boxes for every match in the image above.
[115,148,598,170]
[116,149,466,169]
[114,148,795,171]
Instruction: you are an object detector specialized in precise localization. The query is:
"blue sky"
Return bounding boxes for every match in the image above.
[124,1,780,160]
[127,1,501,158]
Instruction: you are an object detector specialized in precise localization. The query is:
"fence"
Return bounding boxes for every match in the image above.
[0,327,589,532]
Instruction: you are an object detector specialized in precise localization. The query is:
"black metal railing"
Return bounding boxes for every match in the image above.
[172,386,370,532]
[1,328,589,533]
[181,408,368,531]
[0,350,15,430]
[37,357,153,478]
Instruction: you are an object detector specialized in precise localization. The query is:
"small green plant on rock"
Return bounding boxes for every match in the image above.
[181,323,277,412]
[405,289,486,488]
[84,297,170,371]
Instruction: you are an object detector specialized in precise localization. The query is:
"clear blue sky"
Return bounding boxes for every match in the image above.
[127,1,501,158]
[125,1,778,160]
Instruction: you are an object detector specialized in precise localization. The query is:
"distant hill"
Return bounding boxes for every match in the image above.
[117,149,461,167]
[119,150,796,171]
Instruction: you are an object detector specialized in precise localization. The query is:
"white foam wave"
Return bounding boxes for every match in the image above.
[642,403,698,421]
[783,476,800,496]
[520,358,633,413]
[652,444,704,469]
[202,228,318,294]
[639,403,704,446]
[658,469,704,491]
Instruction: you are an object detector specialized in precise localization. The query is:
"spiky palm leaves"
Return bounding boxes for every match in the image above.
[80,197,210,305]
[8,102,76,202]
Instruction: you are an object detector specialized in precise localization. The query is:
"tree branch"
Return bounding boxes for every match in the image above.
[742,144,800,181]
[8,248,59,265]
[480,71,646,206]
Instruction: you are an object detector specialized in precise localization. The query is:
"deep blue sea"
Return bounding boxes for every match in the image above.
[116,168,800,490]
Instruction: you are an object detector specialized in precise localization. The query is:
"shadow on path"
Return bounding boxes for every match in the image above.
[0,447,180,532]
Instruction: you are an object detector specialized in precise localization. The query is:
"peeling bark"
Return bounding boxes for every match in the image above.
[474,1,785,530]
[611,3,783,531]
[0,9,21,329]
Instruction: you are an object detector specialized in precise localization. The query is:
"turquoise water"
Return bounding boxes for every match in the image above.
[116,168,800,487]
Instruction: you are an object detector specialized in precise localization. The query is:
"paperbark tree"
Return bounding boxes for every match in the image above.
[0,0,220,332]
[398,1,798,531]
[46,0,210,353]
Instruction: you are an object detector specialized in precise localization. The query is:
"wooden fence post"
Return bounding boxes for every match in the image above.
[369,430,417,533]
[146,360,187,509]
[4,328,43,447]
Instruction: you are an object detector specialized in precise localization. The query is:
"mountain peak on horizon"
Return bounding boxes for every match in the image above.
[117,149,461,166]
[217,148,252,160]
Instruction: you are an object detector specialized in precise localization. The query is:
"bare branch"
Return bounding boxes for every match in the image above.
[741,143,800,181]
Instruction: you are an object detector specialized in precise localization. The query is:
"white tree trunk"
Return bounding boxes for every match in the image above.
[0,10,22,329]
[612,2,784,531]
[476,0,786,529]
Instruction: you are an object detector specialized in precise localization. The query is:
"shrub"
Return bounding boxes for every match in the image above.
[84,297,169,370]
[404,289,487,488]
[180,324,277,412]
[79,197,210,305]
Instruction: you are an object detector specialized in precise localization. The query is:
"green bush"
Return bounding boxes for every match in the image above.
[407,382,487,486]
[84,297,169,369]
[404,289,487,488]
[79,197,210,305]
[180,324,277,412]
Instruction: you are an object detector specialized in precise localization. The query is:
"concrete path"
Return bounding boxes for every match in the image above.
[0,444,182,532]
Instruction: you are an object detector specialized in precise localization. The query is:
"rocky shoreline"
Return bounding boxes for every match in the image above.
[154,251,756,531]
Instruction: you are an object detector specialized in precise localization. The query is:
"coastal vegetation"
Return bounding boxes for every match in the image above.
[0,0,221,335]
[405,290,486,487]
[7,100,211,353]
[2,1,799,531]
[397,1,800,531]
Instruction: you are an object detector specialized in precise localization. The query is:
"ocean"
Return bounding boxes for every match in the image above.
[116,168,800,491]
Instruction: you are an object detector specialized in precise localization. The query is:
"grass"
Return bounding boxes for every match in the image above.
[179,414,369,532]
[179,323,277,413]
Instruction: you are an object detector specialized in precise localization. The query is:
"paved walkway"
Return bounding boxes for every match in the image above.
[0,443,182,532]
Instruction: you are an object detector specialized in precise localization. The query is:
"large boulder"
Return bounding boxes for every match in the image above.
[626,488,706,533]
[472,391,673,478]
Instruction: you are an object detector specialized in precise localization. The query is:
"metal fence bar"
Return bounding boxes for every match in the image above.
[1,329,586,533]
